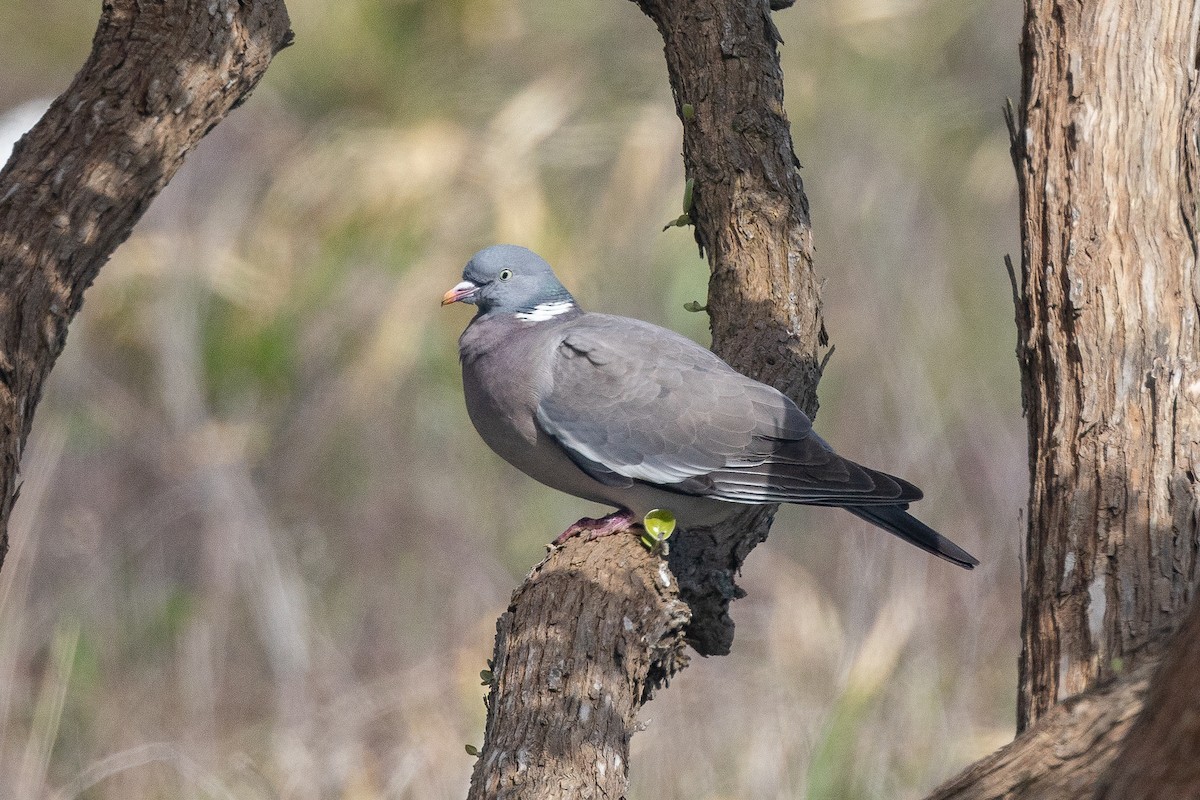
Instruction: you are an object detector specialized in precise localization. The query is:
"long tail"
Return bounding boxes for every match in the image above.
[846,505,978,569]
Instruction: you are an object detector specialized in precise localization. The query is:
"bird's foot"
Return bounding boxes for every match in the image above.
[552,509,638,545]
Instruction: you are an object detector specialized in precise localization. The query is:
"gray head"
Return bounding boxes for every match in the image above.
[442,245,578,320]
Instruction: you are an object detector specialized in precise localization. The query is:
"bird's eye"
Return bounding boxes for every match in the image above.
[498,269,513,282]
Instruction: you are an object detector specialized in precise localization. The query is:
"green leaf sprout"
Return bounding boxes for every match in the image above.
[640,508,677,553]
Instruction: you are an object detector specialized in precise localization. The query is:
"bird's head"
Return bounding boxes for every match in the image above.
[442,245,577,321]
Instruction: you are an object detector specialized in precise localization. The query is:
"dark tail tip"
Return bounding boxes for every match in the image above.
[846,505,979,570]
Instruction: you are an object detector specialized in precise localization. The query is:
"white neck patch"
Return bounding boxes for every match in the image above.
[515,301,575,322]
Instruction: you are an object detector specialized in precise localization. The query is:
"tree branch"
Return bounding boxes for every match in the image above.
[467,536,690,799]
[0,0,293,569]
[926,594,1200,799]
[637,0,825,656]
[926,655,1154,799]
[1095,595,1200,798]
[467,0,822,795]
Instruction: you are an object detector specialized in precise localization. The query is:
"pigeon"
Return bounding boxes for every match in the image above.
[443,244,978,569]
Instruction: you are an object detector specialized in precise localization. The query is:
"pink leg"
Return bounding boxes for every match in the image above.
[552,509,638,545]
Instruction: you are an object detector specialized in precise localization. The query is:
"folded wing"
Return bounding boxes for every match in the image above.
[535,316,921,507]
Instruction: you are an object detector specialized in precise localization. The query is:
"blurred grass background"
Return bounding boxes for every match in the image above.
[0,0,1024,797]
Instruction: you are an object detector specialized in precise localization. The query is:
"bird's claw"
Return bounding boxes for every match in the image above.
[552,510,638,545]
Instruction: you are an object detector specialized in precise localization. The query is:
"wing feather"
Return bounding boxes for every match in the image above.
[535,315,921,506]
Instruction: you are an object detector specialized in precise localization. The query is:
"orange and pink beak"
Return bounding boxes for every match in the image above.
[441,280,478,306]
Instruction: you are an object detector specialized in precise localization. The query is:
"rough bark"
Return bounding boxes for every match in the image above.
[1094,594,1200,798]
[0,0,293,569]
[925,595,1200,800]
[926,654,1154,800]
[1011,0,1200,731]
[466,537,690,800]
[911,1,1200,797]
[640,0,827,658]
[467,0,822,796]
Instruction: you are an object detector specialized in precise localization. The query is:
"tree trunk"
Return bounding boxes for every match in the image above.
[916,1,1200,796]
[0,0,293,570]
[466,0,824,795]
[639,0,828,659]
[1012,0,1200,731]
